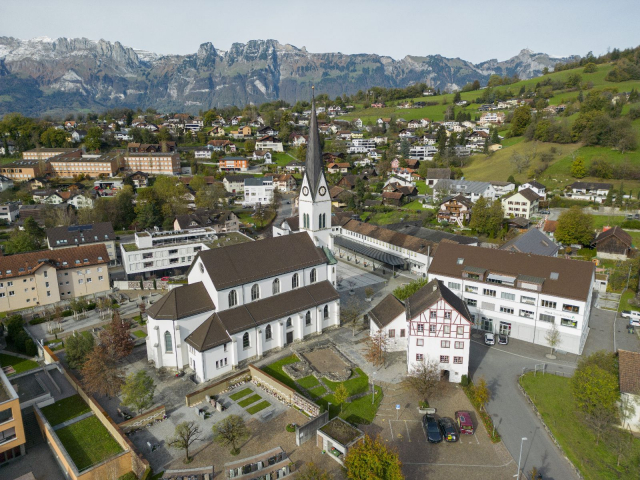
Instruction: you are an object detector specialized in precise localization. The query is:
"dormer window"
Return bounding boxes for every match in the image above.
[75,260,80,264]
[457,258,464,265]
[83,259,89,263]
[97,256,103,261]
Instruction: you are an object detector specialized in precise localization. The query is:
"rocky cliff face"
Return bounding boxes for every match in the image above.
[0,37,579,116]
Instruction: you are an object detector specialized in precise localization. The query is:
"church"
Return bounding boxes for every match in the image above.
[145,94,340,382]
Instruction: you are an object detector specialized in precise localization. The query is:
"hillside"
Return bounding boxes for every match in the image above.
[0,36,578,116]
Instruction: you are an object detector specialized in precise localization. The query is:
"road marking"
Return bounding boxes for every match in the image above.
[471,339,577,369]
[403,459,514,468]
[404,421,411,442]
[389,419,394,439]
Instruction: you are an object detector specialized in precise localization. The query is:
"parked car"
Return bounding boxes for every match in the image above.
[621,310,640,321]
[634,213,640,220]
[498,334,509,345]
[438,417,458,442]
[422,414,442,443]
[630,318,640,327]
[455,411,475,435]
[484,333,495,345]
[539,209,550,215]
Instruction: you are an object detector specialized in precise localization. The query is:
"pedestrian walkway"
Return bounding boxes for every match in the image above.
[52,411,94,430]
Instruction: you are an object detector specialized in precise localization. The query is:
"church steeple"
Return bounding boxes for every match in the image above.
[304,87,324,199]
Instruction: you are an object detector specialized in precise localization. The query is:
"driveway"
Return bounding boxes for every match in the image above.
[469,338,579,480]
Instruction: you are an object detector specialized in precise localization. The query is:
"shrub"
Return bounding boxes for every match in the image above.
[285,423,296,433]
[461,375,469,387]
[61,310,73,317]
[392,278,430,301]
[621,220,640,229]
[25,338,38,356]
[30,317,48,326]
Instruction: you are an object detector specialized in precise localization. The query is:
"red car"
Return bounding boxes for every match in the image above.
[455,410,474,435]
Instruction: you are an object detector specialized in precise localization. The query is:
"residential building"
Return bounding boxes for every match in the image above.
[489,181,516,197]
[0,175,14,192]
[0,244,110,311]
[0,369,26,466]
[46,222,117,262]
[327,163,350,174]
[0,160,48,181]
[519,181,547,200]
[264,173,297,192]
[502,188,540,219]
[593,227,633,260]
[567,182,613,204]
[0,203,19,224]
[425,168,452,187]
[427,242,595,355]
[67,192,95,209]
[194,149,212,160]
[409,145,438,160]
[618,350,640,433]
[207,140,236,153]
[243,178,274,206]
[434,180,496,203]
[48,151,120,178]
[438,195,473,225]
[123,152,181,175]
[368,294,409,352]
[223,175,252,194]
[500,228,559,257]
[543,219,558,239]
[174,211,240,234]
[252,150,272,163]
[219,157,249,172]
[479,112,505,124]
[22,148,81,162]
[127,142,176,153]
[255,136,284,152]
[120,229,217,279]
[126,171,150,188]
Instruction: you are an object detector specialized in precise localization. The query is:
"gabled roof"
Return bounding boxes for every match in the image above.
[569,182,613,190]
[146,282,215,320]
[594,226,633,248]
[524,180,546,190]
[619,350,640,394]
[184,314,231,352]
[440,194,473,208]
[500,228,559,257]
[405,279,472,322]
[46,222,115,246]
[504,187,540,203]
[194,234,328,290]
[369,294,405,328]
[543,220,558,233]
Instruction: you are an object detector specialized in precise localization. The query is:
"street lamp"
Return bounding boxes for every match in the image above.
[371,371,377,404]
[514,437,528,479]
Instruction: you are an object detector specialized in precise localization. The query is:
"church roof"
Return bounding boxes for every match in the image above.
[184,313,231,352]
[146,282,215,320]
[193,233,328,290]
[304,90,324,199]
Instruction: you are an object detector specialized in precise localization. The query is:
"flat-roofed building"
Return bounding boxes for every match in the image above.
[0,369,26,467]
[0,160,48,181]
[22,148,81,162]
[48,152,120,178]
[0,244,110,311]
[123,152,180,175]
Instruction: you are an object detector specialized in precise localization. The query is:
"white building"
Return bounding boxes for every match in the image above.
[502,188,540,219]
[519,181,547,200]
[120,228,218,279]
[0,203,19,223]
[243,177,274,206]
[194,149,212,160]
[145,97,340,382]
[256,137,284,152]
[434,180,497,203]
[428,242,595,355]
[409,145,438,160]
[489,181,516,197]
[567,182,613,204]
[0,175,14,192]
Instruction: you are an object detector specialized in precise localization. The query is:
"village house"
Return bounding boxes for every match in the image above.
[567,182,613,204]
[519,181,547,200]
[593,226,634,260]
[243,177,274,206]
[223,175,253,194]
[327,163,351,174]
[256,136,284,152]
[207,140,237,153]
[500,228,559,257]
[219,157,249,172]
[438,195,473,225]
[264,173,297,192]
[46,222,117,262]
[425,168,452,187]
[502,188,540,219]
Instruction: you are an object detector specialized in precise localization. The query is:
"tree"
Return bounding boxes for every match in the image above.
[402,359,443,401]
[40,127,69,148]
[84,127,103,152]
[81,345,124,398]
[340,298,363,336]
[100,311,134,360]
[472,376,491,411]
[168,421,202,463]
[570,157,587,178]
[583,62,598,73]
[545,323,561,358]
[333,383,349,413]
[365,329,389,367]
[510,105,532,136]
[555,206,594,246]
[4,228,42,254]
[121,370,155,414]
[212,414,250,455]
[65,332,95,369]
[344,435,404,480]
[453,91,461,103]
[510,152,531,174]
[296,462,333,480]
[195,183,226,211]
[572,351,619,444]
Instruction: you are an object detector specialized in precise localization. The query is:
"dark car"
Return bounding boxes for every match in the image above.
[498,334,509,345]
[438,417,458,442]
[422,414,442,443]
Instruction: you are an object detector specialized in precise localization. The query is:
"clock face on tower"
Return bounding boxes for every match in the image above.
[319,186,327,196]
[302,186,309,196]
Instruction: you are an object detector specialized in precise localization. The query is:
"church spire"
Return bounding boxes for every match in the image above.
[304,86,324,199]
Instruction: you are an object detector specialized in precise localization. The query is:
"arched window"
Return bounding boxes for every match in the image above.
[305,311,311,325]
[265,325,272,340]
[310,268,317,284]
[164,331,173,353]
[228,290,238,307]
[292,273,299,289]
[306,213,310,229]
[251,284,260,301]
[324,305,329,319]
[286,317,292,328]
[272,278,280,295]
[242,332,250,349]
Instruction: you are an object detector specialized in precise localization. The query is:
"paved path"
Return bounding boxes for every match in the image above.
[52,411,94,430]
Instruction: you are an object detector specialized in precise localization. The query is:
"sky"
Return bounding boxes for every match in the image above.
[1,0,639,63]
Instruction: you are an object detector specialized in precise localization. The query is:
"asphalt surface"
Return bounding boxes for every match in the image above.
[469,339,578,480]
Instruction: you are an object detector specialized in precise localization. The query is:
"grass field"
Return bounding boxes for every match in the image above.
[40,395,91,427]
[55,416,124,471]
[619,289,637,312]
[323,368,370,397]
[238,394,262,408]
[588,214,627,230]
[297,375,321,390]
[360,209,423,225]
[131,330,147,339]
[246,400,271,415]
[315,385,383,425]
[260,355,300,391]
[0,353,39,376]
[229,388,253,401]
[520,373,640,480]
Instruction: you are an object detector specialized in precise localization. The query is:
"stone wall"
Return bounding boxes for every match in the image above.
[119,405,166,433]
[185,369,251,407]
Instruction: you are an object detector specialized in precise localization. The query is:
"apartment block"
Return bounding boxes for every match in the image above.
[22,148,81,162]
[48,151,120,178]
[123,152,181,175]
[0,369,25,466]
[0,160,47,181]
[0,244,110,311]
[46,222,117,262]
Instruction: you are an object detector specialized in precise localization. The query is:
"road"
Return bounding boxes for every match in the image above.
[469,339,579,480]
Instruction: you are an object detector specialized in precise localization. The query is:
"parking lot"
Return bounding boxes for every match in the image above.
[362,383,515,480]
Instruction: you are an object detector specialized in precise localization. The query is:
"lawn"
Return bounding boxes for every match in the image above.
[404,200,424,210]
[131,330,147,339]
[619,289,637,312]
[246,400,271,415]
[0,352,40,376]
[308,385,327,399]
[323,368,371,397]
[55,416,124,471]
[361,209,423,226]
[588,214,627,230]
[238,394,262,408]
[520,373,640,480]
[40,395,91,427]
[297,375,321,390]
[315,385,383,425]
[229,387,253,401]
[260,355,300,391]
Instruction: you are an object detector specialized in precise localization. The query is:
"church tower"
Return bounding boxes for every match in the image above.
[299,88,332,249]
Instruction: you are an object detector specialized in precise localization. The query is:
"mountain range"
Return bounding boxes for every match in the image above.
[0,36,581,117]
